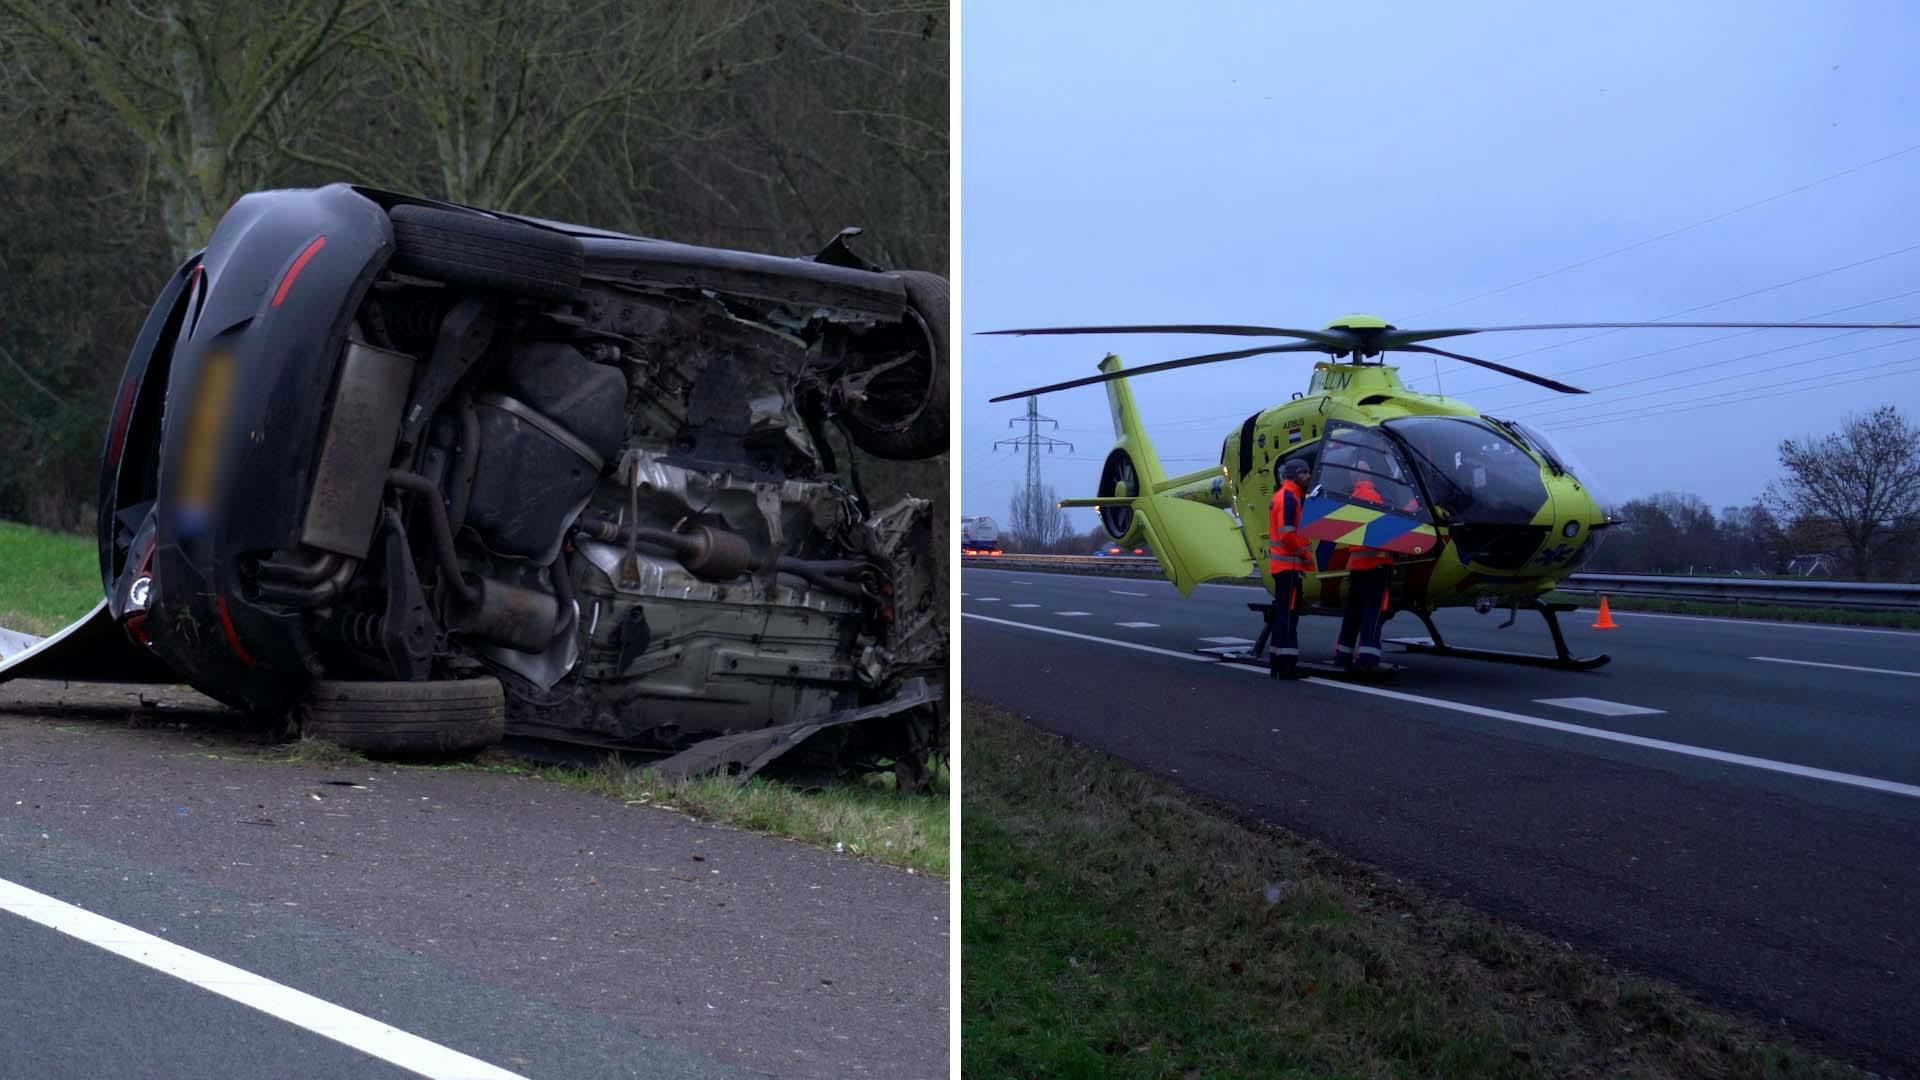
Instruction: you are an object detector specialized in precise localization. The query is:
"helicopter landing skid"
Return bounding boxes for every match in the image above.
[1387,603,1610,671]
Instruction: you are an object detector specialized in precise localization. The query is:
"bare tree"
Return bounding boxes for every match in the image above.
[1765,406,1920,579]
[1007,484,1074,552]
[287,0,753,211]
[1,0,375,256]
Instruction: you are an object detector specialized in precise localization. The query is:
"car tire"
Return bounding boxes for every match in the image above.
[299,677,505,757]
[388,204,584,303]
[845,270,949,461]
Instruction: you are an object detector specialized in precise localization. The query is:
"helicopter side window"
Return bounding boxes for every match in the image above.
[1382,416,1547,526]
[1272,446,1317,488]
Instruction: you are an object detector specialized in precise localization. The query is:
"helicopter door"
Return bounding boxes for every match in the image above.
[1299,422,1438,563]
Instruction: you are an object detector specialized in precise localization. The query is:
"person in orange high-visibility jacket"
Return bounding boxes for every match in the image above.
[1334,466,1395,672]
[1265,457,1313,678]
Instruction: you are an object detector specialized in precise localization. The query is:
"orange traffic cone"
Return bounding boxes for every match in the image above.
[1591,595,1619,630]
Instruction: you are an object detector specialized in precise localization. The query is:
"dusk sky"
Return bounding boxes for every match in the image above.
[959,2,1920,534]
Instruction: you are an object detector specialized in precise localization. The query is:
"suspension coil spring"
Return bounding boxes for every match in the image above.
[334,611,387,650]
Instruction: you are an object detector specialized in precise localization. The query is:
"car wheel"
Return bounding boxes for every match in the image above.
[388,204,584,303]
[845,270,948,461]
[298,677,505,757]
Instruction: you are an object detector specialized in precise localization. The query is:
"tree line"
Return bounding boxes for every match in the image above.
[1001,407,1920,580]
[0,0,947,530]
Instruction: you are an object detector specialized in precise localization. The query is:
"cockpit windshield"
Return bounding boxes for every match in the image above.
[1507,418,1611,517]
[1382,416,1547,525]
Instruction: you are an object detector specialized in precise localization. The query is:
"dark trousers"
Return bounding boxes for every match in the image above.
[1266,570,1301,669]
[1335,566,1391,668]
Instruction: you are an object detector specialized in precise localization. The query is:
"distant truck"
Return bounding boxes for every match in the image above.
[961,515,1003,555]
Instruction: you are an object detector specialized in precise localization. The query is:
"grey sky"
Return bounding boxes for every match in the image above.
[960,1,1920,533]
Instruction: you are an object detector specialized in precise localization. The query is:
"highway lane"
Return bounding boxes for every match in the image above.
[0,697,949,1080]
[961,566,1920,1074]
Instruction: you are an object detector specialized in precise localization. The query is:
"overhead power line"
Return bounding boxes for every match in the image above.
[1545,353,1920,432]
[1409,140,1920,321]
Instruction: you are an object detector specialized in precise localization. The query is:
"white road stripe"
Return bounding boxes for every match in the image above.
[962,568,1920,637]
[0,875,527,1079]
[1604,610,1920,637]
[1110,590,1149,597]
[1751,656,1920,678]
[975,597,1001,602]
[1011,580,1032,584]
[1115,621,1159,628]
[1056,611,1091,617]
[1536,697,1665,717]
[1010,603,1040,608]
[965,613,1920,800]
[1200,636,1255,645]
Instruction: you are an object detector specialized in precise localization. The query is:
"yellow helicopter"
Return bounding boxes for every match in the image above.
[985,314,1918,670]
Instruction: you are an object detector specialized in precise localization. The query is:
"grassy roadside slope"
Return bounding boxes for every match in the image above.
[0,520,99,636]
[962,697,1856,1078]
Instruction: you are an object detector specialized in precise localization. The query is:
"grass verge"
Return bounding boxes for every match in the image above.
[962,696,1855,1078]
[500,754,951,877]
[0,520,99,636]
[262,737,948,877]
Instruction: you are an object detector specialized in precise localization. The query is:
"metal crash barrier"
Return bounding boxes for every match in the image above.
[961,555,1920,612]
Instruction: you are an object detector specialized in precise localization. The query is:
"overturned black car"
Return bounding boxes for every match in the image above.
[6,184,946,782]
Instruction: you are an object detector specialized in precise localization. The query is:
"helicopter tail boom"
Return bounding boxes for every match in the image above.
[1084,354,1255,595]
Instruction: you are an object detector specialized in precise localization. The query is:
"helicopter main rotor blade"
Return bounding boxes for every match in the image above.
[1395,344,1589,394]
[1415,320,1920,335]
[981,324,1353,347]
[986,341,1329,403]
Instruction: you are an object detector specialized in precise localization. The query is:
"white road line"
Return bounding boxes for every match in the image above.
[1115,621,1159,628]
[1056,611,1091,617]
[1536,697,1666,717]
[961,568,1920,637]
[1751,656,1920,678]
[1011,580,1032,584]
[1570,609,1920,637]
[1200,635,1256,645]
[965,613,1920,800]
[0,876,526,1080]
[1010,603,1040,609]
[1110,590,1149,597]
[966,614,1257,669]
[975,597,1001,602]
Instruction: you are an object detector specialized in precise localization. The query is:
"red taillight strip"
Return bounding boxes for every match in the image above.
[270,235,327,308]
[213,595,259,668]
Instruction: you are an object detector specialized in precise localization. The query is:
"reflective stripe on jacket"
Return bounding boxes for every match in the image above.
[1267,479,1312,573]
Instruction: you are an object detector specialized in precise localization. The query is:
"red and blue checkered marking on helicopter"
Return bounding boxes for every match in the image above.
[1298,495,1438,556]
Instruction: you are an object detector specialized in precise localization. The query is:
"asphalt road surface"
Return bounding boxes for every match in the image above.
[962,566,1920,1076]
[0,684,947,1080]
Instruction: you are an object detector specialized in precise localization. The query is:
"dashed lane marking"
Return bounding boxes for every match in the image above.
[975,597,1001,602]
[1115,621,1159,628]
[1536,697,1665,717]
[960,568,1920,637]
[1751,656,1920,678]
[0,876,528,1079]
[964,613,1920,801]
[1111,590,1149,596]
[1010,603,1040,608]
[1200,636,1256,645]
[1056,611,1091,617]
[1011,580,1032,584]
